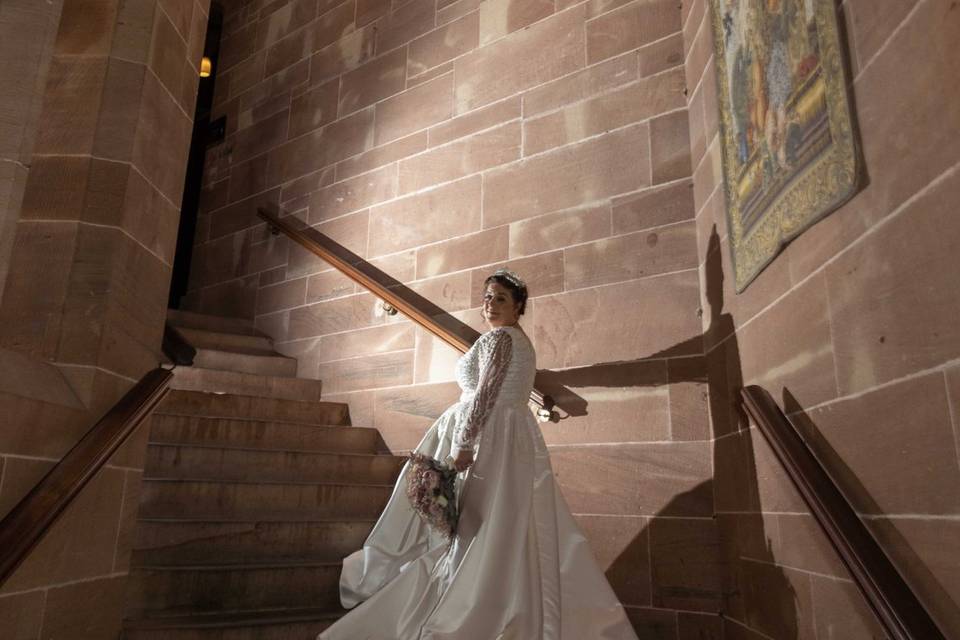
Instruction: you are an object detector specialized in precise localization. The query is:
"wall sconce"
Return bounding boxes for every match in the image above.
[199,56,212,78]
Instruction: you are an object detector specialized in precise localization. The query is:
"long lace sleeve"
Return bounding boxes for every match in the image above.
[452,329,513,456]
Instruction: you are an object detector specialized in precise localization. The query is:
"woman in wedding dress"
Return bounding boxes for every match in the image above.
[319,270,639,640]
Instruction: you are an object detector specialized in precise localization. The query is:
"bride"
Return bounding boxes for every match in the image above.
[319,270,639,640]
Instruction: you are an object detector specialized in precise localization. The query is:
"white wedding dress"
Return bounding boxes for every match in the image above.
[319,325,639,640]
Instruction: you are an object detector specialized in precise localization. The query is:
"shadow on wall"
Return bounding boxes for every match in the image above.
[552,227,802,637]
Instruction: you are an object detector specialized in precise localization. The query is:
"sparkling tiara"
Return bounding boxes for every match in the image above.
[493,268,526,290]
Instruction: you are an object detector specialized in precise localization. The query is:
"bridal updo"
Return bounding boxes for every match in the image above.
[483,269,528,315]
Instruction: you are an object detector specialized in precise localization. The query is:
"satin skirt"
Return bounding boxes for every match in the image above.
[319,401,639,640]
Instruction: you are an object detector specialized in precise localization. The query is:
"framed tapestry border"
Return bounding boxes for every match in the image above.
[709,0,861,292]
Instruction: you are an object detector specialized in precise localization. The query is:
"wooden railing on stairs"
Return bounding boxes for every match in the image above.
[257,208,554,418]
[0,323,194,587]
[741,385,948,640]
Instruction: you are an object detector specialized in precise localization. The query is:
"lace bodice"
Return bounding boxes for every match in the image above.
[452,325,536,454]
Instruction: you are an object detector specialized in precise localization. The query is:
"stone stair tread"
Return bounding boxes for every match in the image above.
[191,349,298,378]
[143,477,394,488]
[124,607,342,630]
[156,390,350,426]
[135,560,343,571]
[167,310,266,338]
[194,344,288,359]
[169,367,323,401]
[136,516,377,523]
[147,441,401,459]
[175,326,275,351]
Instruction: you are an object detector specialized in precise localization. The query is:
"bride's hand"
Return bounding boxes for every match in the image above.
[453,449,474,472]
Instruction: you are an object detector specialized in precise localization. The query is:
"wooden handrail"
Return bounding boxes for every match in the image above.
[741,386,947,640]
[0,366,173,587]
[258,208,553,414]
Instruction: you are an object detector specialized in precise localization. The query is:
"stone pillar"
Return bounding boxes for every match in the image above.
[0,0,65,301]
[0,0,209,412]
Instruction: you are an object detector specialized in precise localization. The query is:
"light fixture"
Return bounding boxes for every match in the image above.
[199,56,212,78]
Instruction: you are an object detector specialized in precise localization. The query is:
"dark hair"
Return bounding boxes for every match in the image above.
[483,273,528,315]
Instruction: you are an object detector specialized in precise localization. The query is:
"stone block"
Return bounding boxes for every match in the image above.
[416,227,509,279]
[0,591,44,639]
[368,175,481,257]
[523,68,684,155]
[408,11,478,76]
[229,48,267,96]
[232,108,289,164]
[337,131,428,180]
[810,575,887,639]
[650,109,692,184]
[576,514,651,606]
[800,372,960,516]
[34,56,107,155]
[131,71,192,203]
[319,323,415,362]
[438,0,482,25]
[281,166,335,203]
[112,0,158,64]
[773,514,845,578]
[40,575,126,639]
[228,154,270,204]
[427,96,520,147]
[539,360,670,445]
[315,209,370,257]
[374,72,454,145]
[263,25,313,76]
[309,163,397,222]
[256,277,307,314]
[586,0,680,64]
[563,221,698,290]
[484,124,650,228]
[677,612,723,640]
[256,0,316,50]
[55,0,119,56]
[453,5,585,113]
[357,0,390,27]
[532,270,701,368]
[522,51,638,117]
[825,167,960,395]
[309,23,377,85]
[737,562,815,640]
[847,0,918,68]
[219,21,256,72]
[413,329,462,383]
[149,5,188,100]
[639,31,684,77]
[209,187,280,239]
[19,155,90,222]
[289,77,339,138]
[624,607,678,640]
[268,106,374,184]
[288,292,384,338]
[667,355,710,441]
[399,121,519,193]
[736,273,837,409]
[3,467,125,592]
[509,204,611,258]
[94,57,146,163]
[306,269,356,303]
[551,441,713,516]
[318,349,414,393]
[374,0,436,53]
[612,179,695,234]
[650,517,722,611]
[339,47,406,115]
[478,0,554,46]
[314,0,357,53]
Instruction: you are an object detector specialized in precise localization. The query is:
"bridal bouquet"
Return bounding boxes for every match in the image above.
[405,453,459,539]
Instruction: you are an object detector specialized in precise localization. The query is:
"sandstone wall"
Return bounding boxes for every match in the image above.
[186,0,721,634]
[683,0,960,637]
[0,1,210,637]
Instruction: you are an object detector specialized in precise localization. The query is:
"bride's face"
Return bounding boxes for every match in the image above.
[482,282,520,328]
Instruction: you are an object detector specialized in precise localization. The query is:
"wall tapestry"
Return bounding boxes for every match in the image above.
[709,0,860,292]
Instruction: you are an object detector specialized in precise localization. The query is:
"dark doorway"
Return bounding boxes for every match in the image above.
[168,3,225,309]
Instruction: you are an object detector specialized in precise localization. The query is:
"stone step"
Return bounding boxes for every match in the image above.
[122,609,340,639]
[145,444,405,485]
[192,348,297,378]
[131,519,373,567]
[175,327,276,355]
[167,310,265,338]
[138,479,393,521]
[157,390,350,427]
[169,367,323,401]
[125,563,342,617]
[148,415,381,454]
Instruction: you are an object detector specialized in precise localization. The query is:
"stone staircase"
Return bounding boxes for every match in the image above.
[121,311,403,639]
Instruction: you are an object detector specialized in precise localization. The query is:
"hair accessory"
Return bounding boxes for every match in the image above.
[493,268,526,290]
